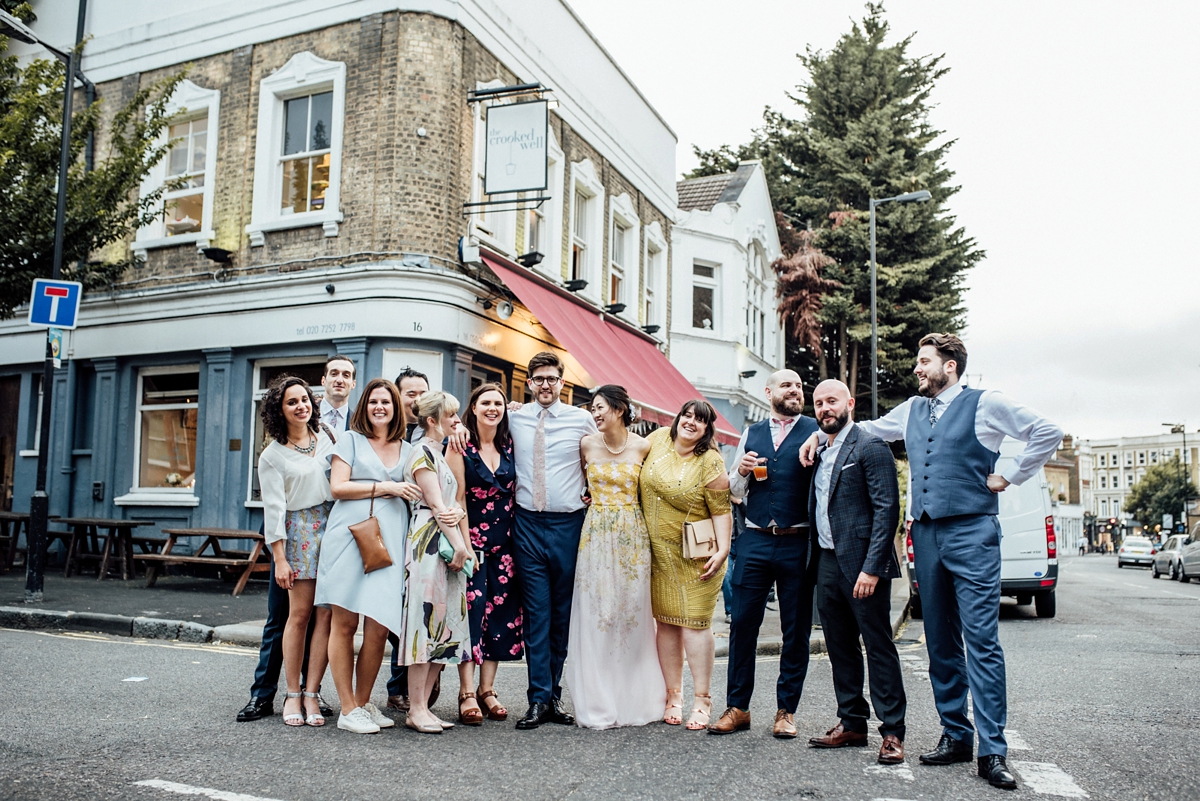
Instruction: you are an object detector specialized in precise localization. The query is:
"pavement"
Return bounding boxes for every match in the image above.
[0,564,910,653]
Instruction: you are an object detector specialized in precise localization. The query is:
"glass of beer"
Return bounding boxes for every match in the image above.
[752,461,768,481]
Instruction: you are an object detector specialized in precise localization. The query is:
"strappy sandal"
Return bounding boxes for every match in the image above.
[686,693,712,731]
[479,689,508,721]
[302,691,325,727]
[458,691,484,726]
[282,692,305,727]
[663,688,684,725]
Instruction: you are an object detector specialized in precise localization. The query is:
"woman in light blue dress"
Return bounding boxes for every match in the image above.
[316,378,422,735]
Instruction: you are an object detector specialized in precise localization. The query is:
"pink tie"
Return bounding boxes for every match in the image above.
[532,407,548,511]
[773,418,794,449]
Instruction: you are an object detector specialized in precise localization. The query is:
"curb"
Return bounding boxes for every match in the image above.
[0,605,215,644]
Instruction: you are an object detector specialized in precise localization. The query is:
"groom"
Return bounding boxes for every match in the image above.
[509,351,598,729]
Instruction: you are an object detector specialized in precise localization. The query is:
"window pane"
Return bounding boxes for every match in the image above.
[281,157,311,214]
[527,208,541,252]
[610,273,622,304]
[693,285,714,329]
[310,91,333,151]
[310,154,330,210]
[693,263,714,278]
[139,408,198,489]
[165,192,203,234]
[258,363,326,390]
[571,243,585,282]
[283,96,309,156]
[168,141,189,177]
[141,372,199,405]
[191,130,207,173]
[574,192,588,240]
[613,224,626,266]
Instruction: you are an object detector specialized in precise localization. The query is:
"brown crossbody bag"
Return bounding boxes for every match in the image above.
[681,496,719,561]
[349,482,393,573]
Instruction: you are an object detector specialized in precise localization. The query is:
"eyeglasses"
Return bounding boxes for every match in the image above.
[529,376,562,386]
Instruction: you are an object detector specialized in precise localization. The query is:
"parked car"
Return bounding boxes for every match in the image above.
[1179,524,1200,583]
[905,439,1059,619]
[1152,534,1186,579]
[1117,536,1155,568]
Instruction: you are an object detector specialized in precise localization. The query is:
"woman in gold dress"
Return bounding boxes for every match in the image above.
[639,400,732,730]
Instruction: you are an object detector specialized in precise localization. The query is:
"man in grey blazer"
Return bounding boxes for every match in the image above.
[805,380,906,764]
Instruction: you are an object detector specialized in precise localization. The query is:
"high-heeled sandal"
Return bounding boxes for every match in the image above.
[458,691,484,726]
[282,692,305,727]
[663,688,684,725]
[301,691,325,727]
[686,693,712,731]
[478,689,508,721]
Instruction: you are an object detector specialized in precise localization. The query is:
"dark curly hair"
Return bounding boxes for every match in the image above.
[261,375,320,445]
[669,399,718,457]
[591,384,634,427]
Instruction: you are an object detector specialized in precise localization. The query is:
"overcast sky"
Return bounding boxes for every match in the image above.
[569,0,1200,441]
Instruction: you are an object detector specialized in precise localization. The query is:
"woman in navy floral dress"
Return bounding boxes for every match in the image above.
[446,383,524,723]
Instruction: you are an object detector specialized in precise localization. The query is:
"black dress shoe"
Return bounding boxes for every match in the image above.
[978,755,1017,790]
[549,699,575,726]
[515,702,553,730]
[918,733,974,765]
[316,693,335,718]
[236,697,274,722]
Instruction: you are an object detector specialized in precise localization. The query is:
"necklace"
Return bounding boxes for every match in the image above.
[290,434,316,454]
[603,430,629,455]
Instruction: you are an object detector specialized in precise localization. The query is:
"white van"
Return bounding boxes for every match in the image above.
[905,439,1059,619]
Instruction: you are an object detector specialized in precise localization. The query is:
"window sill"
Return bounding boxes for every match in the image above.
[18,450,38,458]
[244,500,264,509]
[246,211,343,246]
[114,491,200,507]
[132,230,216,260]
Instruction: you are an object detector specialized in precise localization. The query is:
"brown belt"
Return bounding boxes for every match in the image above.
[756,525,809,536]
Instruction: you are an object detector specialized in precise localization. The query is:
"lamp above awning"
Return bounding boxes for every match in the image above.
[483,253,740,446]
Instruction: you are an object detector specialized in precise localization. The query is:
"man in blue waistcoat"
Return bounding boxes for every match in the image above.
[801,334,1061,790]
[708,369,819,738]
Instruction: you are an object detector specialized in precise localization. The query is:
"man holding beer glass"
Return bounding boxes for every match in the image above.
[709,370,821,738]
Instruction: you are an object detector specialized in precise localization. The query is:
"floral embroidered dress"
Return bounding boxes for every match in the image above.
[564,461,666,729]
[398,439,471,665]
[462,438,524,663]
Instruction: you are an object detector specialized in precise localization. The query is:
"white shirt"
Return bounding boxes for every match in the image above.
[859,382,1063,486]
[728,414,801,528]
[509,400,598,512]
[258,430,335,545]
[814,421,854,550]
[319,398,351,432]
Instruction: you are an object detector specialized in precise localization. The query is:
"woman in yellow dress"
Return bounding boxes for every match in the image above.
[639,399,732,730]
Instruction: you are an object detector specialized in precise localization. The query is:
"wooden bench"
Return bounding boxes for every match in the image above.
[135,528,268,596]
[58,517,155,581]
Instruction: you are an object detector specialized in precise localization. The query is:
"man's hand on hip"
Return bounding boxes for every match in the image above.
[853,572,879,599]
[987,474,1011,494]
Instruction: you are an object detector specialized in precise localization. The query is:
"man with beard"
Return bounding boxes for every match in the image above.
[801,334,1061,790]
[805,380,906,765]
[709,370,819,738]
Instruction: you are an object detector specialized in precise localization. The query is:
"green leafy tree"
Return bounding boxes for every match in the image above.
[0,15,184,319]
[691,2,983,410]
[1124,459,1197,531]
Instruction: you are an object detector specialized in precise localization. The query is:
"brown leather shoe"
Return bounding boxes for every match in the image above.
[808,722,869,748]
[707,707,750,735]
[386,695,409,712]
[772,710,797,739]
[878,734,905,763]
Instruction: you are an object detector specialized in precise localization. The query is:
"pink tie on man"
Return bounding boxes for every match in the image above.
[772,417,794,450]
[532,406,549,511]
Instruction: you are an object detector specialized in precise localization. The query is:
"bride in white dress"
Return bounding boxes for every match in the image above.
[564,385,666,729]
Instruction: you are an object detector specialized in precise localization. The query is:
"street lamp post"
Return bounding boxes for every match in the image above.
[868,189,932,419]
[1,6,89,602]
[1163,423,1189,535]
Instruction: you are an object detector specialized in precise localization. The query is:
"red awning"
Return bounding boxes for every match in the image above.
[483,254,740,446]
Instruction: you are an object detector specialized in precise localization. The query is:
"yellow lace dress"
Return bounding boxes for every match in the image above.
[639,427,732,629]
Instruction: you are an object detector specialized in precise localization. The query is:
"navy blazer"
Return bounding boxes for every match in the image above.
[807,424,902,584]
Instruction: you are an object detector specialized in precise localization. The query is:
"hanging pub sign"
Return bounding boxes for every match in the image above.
[484,100,548,195]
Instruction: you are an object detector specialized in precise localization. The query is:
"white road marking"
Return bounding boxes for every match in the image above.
[1160,589,1200,599]
[134,779,286,801]
[0,628,257,657]
[1006,730,1032,750]
[123,677,149,682]
[1011,762,1089,798]
[864,764,914,781]
[1074,634,1097,638]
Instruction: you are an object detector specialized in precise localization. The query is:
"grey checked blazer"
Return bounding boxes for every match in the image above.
[807,424,902,584]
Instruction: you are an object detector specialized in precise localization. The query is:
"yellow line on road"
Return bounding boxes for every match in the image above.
[0,627,258,657]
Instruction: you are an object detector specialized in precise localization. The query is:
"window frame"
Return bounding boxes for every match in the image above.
[568,159,605,303]
[118,364,202,506]
[469,84,519,256]
[692,260,720,333]
[525,129,564,281]
[642,221,667,330]
[247,51,346,246]
[133,79,220,259]
[607,192,639,319]
[244,356,329,506]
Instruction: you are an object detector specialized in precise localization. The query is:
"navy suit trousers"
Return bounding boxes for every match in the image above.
[726,529,816,713]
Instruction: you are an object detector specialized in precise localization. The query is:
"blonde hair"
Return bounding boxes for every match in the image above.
[413,390,460,431]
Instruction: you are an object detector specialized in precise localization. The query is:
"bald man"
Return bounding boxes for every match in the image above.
[805,380,906,764]
[709,370,819,738]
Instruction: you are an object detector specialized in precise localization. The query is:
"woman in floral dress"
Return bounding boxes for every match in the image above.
[565,385,665,729]
[446,383,523,724]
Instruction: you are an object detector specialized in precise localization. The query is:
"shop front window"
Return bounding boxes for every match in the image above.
[136,370,199,490]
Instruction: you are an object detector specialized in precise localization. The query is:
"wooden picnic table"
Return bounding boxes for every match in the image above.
[57,517,157,581]
[134,528,269,597]
[0,511,61,573]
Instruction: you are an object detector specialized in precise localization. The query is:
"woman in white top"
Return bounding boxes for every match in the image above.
[258,376,336,727]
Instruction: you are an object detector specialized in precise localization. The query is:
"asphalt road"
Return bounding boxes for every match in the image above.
[2,552,1197,801]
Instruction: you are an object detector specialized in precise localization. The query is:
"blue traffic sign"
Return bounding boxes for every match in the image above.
[28,279,83,330]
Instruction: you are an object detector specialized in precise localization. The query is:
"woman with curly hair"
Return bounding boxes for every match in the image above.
[258,375,336,727]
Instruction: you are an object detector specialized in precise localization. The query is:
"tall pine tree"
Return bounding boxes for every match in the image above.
[692,2,982,413]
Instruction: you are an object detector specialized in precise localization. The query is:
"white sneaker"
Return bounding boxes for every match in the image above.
[362,702,395,728]
[337,706,380,734]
